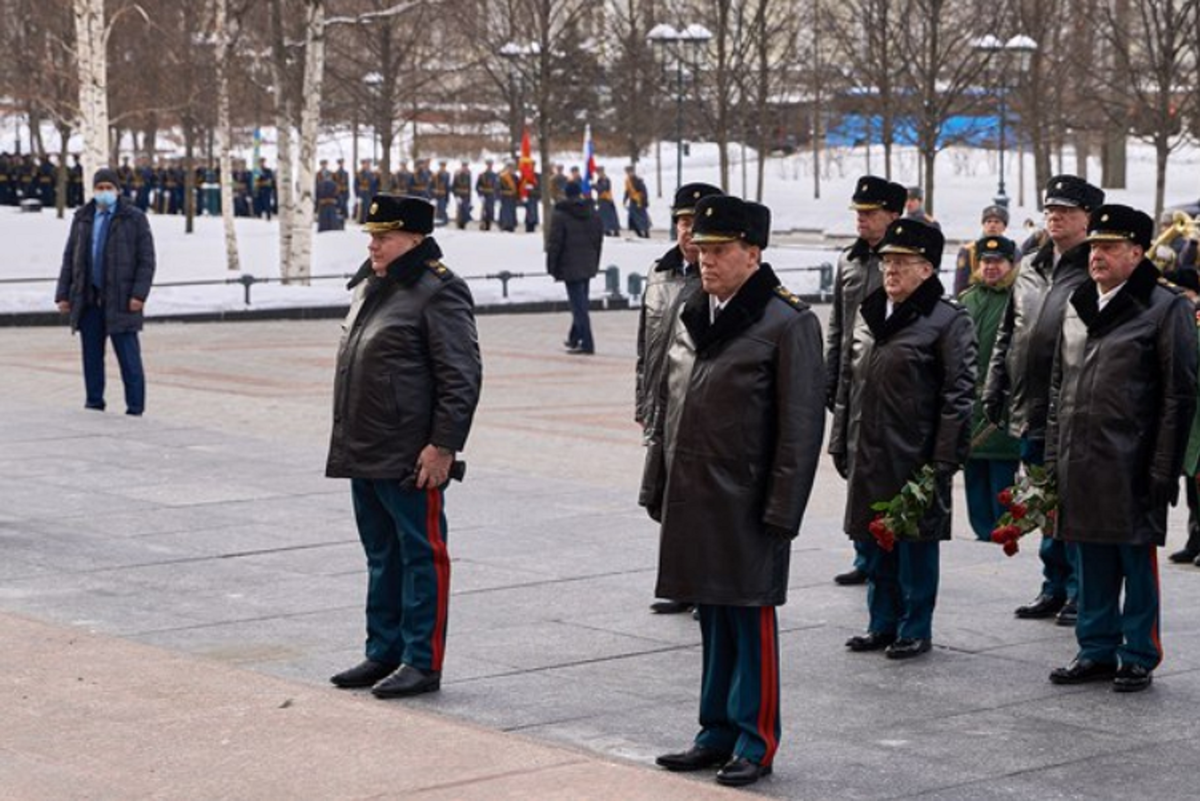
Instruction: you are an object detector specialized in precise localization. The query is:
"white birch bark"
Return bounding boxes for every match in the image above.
[74,0,109,195]
[212,0,241,272]
[289,0,326,285]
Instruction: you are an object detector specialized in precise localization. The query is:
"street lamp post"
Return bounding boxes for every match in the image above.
[362,72,383,166]
[648,23,712,196]
[973,34,1037,208]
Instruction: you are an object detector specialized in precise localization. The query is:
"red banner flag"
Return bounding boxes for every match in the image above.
[518,126,536,201]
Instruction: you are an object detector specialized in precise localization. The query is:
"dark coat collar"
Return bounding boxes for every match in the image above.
[1070,258,1160,334]
[347,237,443,290]
[1032,239,1089,276]
[680,263,780,354]
[655,244,687,274]
[860,274,945,342]
[847,237,878,263]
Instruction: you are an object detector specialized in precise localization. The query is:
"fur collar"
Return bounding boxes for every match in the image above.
[847,237,877,263]
[1031,239,1089,278]
[1070,258,1161,334]
[347,237,443,289]
[860,275,945,342]
[680,263,781,354]
[654,244,686,274]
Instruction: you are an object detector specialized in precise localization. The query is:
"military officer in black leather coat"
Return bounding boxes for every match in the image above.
[326,195,482,700]
[641,196,825,788]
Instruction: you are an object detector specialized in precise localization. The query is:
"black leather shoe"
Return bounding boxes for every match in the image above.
[1169,547,1199,564]
[845,631,896,652]
[371,664,441,698]
[1113,663,1153,693]
[650,600,692,614]
[715,757,772,787]
[1055,600,1078,627]
[1049,658,1117,685]
[834,568,868,586]
[655,745,731,772]
[330,659,399,689]
[885,638,932,660]
[1015,593,1066,619]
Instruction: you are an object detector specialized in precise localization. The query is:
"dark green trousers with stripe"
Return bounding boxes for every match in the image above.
[694,605,781,767]
[350,479,450,672]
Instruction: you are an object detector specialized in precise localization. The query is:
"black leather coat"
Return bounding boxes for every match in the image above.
[831,277,977,540]
[325,238,482,481]
[1046,260,1197,546]
[982,241,1091,441]
[55,197,156,333]
[640,265,826,607]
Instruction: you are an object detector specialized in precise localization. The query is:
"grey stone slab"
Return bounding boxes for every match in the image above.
[0,479,164,520]
[449,619,676,672]
[401,669,660,732]
[912,737,1200,801]
[108,479,292,507]
[138,523,359,565]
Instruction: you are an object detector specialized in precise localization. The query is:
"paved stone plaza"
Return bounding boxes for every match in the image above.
[2,309,1200,799]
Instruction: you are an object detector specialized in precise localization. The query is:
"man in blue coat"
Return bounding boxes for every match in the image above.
[55,168,157,415]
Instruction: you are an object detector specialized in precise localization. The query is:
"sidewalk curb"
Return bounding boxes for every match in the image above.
[0,296,637,327]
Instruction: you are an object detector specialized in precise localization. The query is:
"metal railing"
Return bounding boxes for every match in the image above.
[2,261,901,308]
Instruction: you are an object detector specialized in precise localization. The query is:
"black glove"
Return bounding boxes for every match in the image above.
[983,398,1003,427]
[1150,478,1179,509]
[832,451,849,480]
[765,524,794,542]
[647,502,663,523]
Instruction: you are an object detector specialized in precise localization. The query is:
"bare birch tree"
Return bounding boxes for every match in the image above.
[288,0,326,284]
[74,0,109,193]
[211,0,241,272]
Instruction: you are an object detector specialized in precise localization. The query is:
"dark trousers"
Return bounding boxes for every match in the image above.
[628,206,650,237]
[695,605,780,767]
[1184,475,1200,553]
[1075,542,1162,671]
[79,304,145,415]
[480,196,495,229]
[350,479,450,672]
[1021,435,1078,600]
[964,458,1020,541]
[564,280,594,352]
[852,540,869,572]
[864,539,940,640]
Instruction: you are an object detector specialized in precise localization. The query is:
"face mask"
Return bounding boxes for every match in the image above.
[94,190,118,208]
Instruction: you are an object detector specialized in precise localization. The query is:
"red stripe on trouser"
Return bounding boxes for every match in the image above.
[1149,547,1163,661]
[757,607,779,766]
[426,488,450,671]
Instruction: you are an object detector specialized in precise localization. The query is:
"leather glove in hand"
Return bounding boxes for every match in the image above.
[832,451,849,480]
[765,524,795,542]
[1149,478,1179,509]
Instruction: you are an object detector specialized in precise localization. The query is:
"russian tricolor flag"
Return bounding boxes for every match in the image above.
[582,124,596,195]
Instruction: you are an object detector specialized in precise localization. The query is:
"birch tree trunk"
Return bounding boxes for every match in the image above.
[270,0,296,281]
[74,0,109,195]
[289,0,326,285]
[213,0,241,272]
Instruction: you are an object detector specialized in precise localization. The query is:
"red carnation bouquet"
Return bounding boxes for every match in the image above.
[991,464,1058,557]
[868,464,938,552]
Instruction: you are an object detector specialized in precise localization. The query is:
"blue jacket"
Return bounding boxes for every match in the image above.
[56,197,156,333]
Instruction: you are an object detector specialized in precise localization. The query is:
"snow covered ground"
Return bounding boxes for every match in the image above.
[3,140,1196,317]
